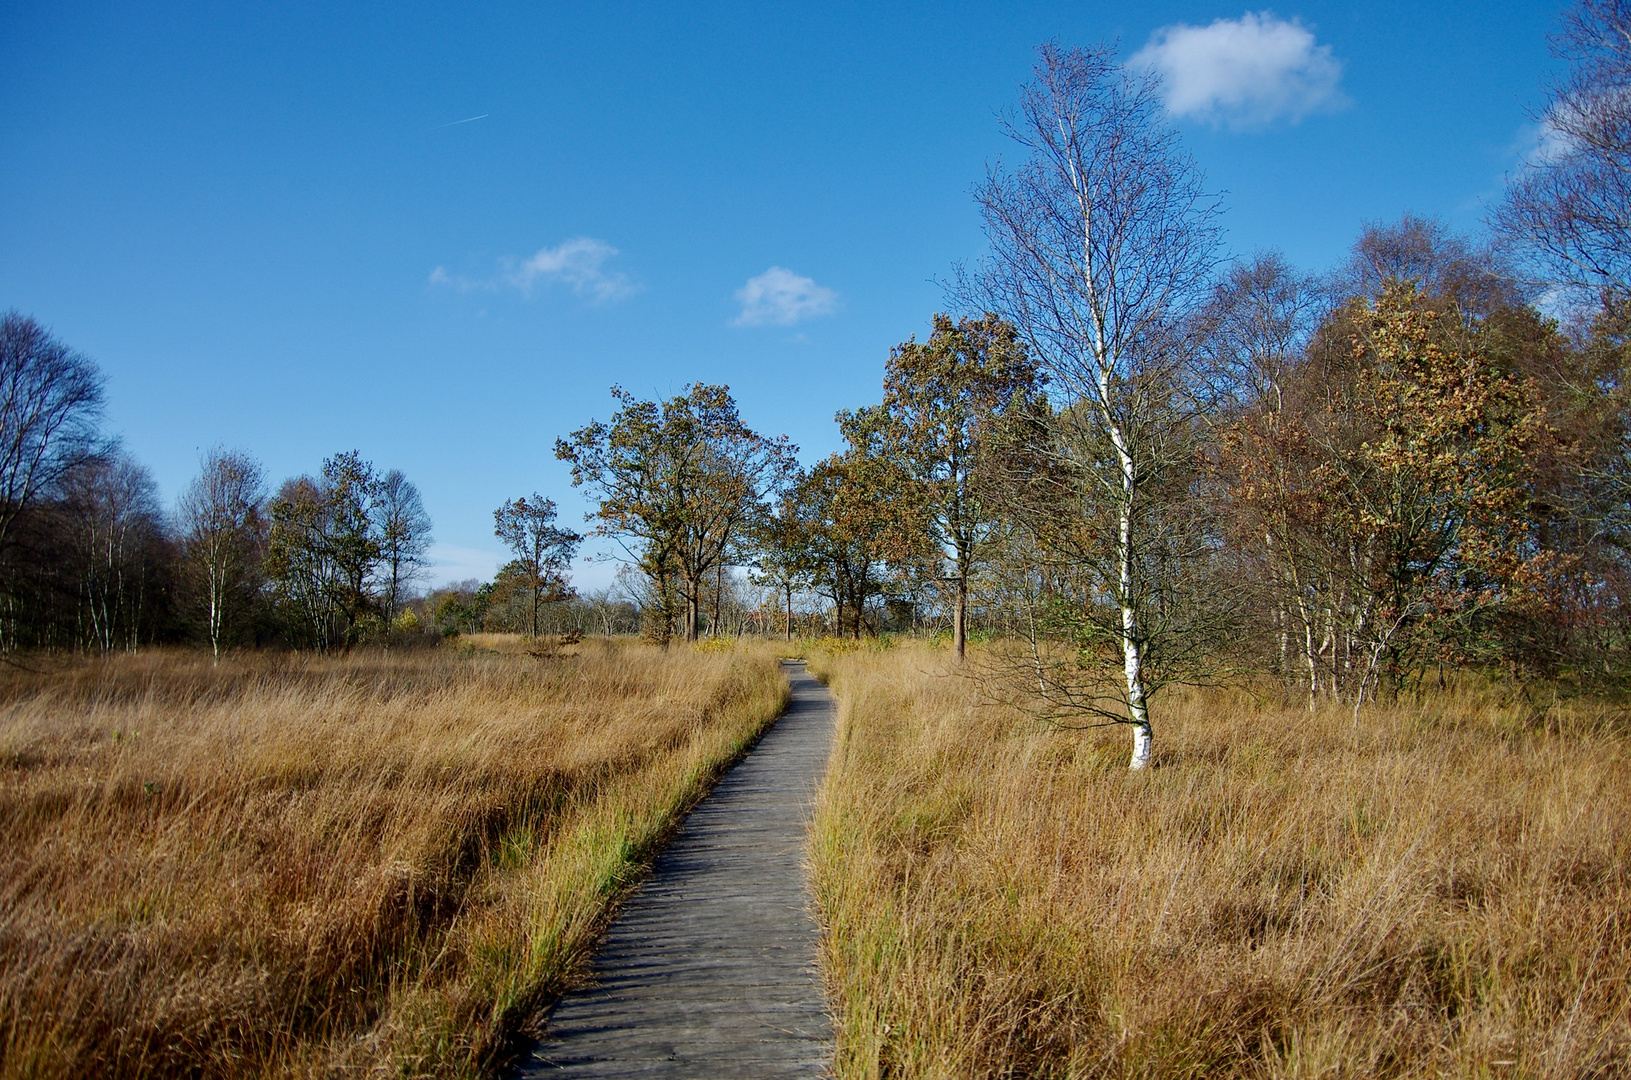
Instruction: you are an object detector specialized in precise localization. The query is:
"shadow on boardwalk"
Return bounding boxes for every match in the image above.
[519,660,835,1078]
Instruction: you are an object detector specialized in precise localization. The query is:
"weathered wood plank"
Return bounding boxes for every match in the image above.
[519,660,834,1078]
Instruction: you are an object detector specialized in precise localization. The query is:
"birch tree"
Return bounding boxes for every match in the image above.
[1193,254,1327,694]
[971,44,1220,769]
[60,450,166,652]
[1216,278,1558,713]
[177,448,266,660]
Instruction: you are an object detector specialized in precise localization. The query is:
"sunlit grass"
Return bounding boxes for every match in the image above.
[808,643,1631,1078]
[0,638,788,1078]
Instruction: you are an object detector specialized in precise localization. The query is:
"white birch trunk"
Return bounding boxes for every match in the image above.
[1129,710,1152,770]
[208,574,221,662]
[1291,588,1320,712]
[1120,538,1153,769]
[1111,414,1152,771]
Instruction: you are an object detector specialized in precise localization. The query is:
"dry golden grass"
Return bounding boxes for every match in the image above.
[0,637,788,1078]
[808,643,1631,1079]
[453,633,577,657]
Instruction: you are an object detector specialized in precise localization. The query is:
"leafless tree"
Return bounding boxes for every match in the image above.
[1193,251,1323,413]
[60,449,165,653]
[1339,215,1521,322]
[1190,254,1326,687]
[178,448,266,660]
[968,43,1221,769]
[373,468,432,624]
[0,312,104,647]
[576,584,641,637]
[1494,0,1631,296]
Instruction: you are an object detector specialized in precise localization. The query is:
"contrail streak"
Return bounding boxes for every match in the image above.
[431,113,489,129]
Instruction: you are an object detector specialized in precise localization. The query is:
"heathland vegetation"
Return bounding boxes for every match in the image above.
[2,2,1631,1076]
[0,641,787,1077]
[808,641,1629,1078]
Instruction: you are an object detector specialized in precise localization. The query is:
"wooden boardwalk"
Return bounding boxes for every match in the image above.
[518,660,835,1078]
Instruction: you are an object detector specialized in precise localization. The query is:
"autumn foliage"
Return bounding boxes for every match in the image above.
[1219,283,1558,703]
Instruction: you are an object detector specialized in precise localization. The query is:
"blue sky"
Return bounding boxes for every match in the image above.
[0,1,1562,588]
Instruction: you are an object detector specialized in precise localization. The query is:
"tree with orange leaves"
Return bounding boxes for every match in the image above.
[1221,282,1554,709]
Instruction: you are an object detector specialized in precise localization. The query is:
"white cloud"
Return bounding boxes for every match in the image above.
[1515,114,1577,167]
[428,237,638,304]
[1130,11,1346,129]
[732,267,839,327]
[504,238,636,301]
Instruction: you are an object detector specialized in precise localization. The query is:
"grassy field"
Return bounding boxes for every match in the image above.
[808,642,1631,1079]
[0,636,788,1079]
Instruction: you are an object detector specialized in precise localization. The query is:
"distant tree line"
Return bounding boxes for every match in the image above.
[0,325,438,654]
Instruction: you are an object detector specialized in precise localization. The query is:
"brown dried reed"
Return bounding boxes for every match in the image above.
[0,637,787,1078]
[808,643,1631,1079]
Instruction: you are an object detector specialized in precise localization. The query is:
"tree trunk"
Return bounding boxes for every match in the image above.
[1120,502,1153,771]
[714,563,723,637]
[953,562,968,663]
[207,555,223,663]
[1105,397,1152,771]
[1302,613,1319,711]
[682,572,700,642]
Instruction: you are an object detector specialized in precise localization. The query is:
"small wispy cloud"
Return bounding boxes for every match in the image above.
[1525,119,1574,167]
[431,113,489,130]
[429,237,638,304]
[732,267,839,327]
[1130,11,1346,129]
[1512,111,1578,168]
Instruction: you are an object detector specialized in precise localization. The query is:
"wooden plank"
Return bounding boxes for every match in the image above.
[519,660,834,1078]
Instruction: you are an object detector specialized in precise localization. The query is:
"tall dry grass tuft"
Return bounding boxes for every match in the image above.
[808,643,1631,1079]
[0,637,788,1078]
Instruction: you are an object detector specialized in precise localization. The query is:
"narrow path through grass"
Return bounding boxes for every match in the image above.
[522,659,834,1078]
